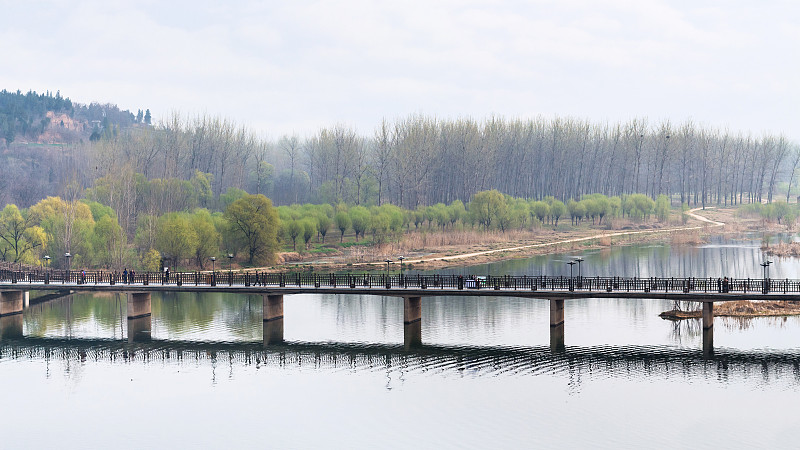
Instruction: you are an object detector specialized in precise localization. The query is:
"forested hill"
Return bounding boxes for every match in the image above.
[0,89,149,146]
[0,88,797,219]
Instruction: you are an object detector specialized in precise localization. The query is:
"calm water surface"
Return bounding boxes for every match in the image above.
[3,236,800,449]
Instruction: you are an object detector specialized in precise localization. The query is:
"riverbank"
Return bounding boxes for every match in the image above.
[266,207,739,272]
[660,300,800,320]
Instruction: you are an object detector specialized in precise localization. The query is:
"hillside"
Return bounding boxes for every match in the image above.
[0,89,147,147]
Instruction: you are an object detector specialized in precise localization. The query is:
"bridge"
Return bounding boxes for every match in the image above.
[0,266,797,355]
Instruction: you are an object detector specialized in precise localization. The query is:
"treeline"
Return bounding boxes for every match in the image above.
[1,89,798,231]
[2,89,798,216]
[0,193,280,271]
[90,114,797,212]
[0,187,677,272]
[738,201,800,225]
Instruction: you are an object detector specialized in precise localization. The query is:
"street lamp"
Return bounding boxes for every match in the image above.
[398,256,405,285]
[227,253,234,272]
[760,261,772,293]
[44,255,50,282]
[567,261,576,291]
[64,252,71,280]
[385,259,392,288]
[567,261,576,278]
[210,256,216,286]
[575,257,584,288]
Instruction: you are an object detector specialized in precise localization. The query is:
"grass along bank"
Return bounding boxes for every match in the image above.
[268,207,728,272]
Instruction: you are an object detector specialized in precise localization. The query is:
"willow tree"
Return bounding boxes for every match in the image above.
[0,204,47,263]
[224,194,280,265]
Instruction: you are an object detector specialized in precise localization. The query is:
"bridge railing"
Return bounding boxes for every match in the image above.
[0,266,797,295]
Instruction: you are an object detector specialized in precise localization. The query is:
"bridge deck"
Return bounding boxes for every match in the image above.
[0,271,797,302]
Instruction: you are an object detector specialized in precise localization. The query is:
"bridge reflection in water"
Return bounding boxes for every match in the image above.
[1,334,799,386]
[4,271,799,356]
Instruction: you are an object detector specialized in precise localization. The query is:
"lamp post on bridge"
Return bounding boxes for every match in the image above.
[575,257,584,288]
[44,255,50,283]
[64,252,71,281]
[398,256,405,286]
[760,260,772,294]
[210,256,216,286]
[385,259,392,288]
[567,260,576,291]
[226,253,234,286]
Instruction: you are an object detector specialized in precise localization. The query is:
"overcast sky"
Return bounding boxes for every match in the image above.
[2,1,798,140]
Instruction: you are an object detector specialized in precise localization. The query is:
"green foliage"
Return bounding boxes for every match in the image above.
[29,196,95,267]
[334,211,351,242]
[219,187,248,212]
[655,194,670,222]
[530,201,550,224]
[469,189,506,230]
[550,200,566,226]
[624,194,655,221]
[190,209,221,268]
[316,213,332,243]
[567,199,586,225]
[583,194,611,225]
[369,212,392,243]
[155,213,198,270]
[224,194,280,265]
[447,200,466,227]
[0,204,47,263]
[141,248,161,272]
[83,200,116,222]
[286,220,303,251]
[190,171,214,208]
[92,214,125,268]
[349,206,370,241]
[301,219,316,248]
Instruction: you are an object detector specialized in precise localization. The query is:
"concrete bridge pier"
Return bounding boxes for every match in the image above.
[263,294,284,345]
[403,296,422,349]
[127,292,152,342]
[0,314,23,340]
[550,299,565,352]
[0,291,25,317]
[702,302,714,357]
[127,292,152,319]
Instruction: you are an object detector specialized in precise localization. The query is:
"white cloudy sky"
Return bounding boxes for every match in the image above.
[2,0,798,139]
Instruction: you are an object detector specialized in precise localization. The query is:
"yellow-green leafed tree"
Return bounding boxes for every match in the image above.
[155,213,198,270]
[190,209,221,269]
[141,249,162,272]
[0,204,47,263]
[29,196,95,268]
[469,189,506,231]
[224,194,280,265]
[92,214,126,268]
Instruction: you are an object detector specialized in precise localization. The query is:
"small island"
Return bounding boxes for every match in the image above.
[660,300,800,320]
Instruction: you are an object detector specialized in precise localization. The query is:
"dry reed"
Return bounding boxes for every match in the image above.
[670,231,705,245]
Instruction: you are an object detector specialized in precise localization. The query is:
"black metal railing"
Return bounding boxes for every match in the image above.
[0,264,795,295]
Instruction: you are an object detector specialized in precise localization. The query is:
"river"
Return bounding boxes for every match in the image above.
[2,235,800,448]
